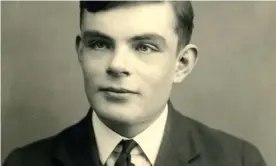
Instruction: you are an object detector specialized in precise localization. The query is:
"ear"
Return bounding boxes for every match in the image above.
[75,35,82,62]
[173,44,199,83]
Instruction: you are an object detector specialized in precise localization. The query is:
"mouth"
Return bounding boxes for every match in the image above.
[99,86,138,101]
[99,87,138,94]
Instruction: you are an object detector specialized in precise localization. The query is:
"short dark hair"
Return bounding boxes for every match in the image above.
[79,1,194,47]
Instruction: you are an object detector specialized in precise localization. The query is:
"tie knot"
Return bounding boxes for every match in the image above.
[119,139,137,154]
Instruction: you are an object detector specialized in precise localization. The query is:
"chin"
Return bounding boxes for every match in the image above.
[106,114,139,125]
[88,93,149,123]
[93,102,142,123]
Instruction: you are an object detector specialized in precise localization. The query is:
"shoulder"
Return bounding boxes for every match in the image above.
[3,111,92,166]
[3,125,72,166]
[3,133,61,165]
[174,110,266,165]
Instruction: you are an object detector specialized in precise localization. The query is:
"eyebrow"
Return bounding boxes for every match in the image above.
[129,33,167,46]
[83,30,114,42]
[82,30,167,46]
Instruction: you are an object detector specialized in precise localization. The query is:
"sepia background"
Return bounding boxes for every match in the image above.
[1,1,276,165]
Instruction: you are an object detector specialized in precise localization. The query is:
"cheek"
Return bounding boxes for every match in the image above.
[135,56,176,92]
[80,52,107,83]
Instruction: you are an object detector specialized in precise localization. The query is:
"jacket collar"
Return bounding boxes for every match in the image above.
[52,109,100,166]
[52,101,202,166]
[154,100,202,166]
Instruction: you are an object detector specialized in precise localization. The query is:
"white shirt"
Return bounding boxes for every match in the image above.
[92,105,168,166]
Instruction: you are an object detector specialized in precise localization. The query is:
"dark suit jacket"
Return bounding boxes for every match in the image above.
[3,102,266,166]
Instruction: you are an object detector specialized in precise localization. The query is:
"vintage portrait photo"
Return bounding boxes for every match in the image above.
[1,1,275,166]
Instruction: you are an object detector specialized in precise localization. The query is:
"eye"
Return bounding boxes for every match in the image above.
[135,44,158,53]
[87,40,111,50]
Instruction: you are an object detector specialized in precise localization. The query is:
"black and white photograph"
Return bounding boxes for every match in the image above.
[1,1,275,166]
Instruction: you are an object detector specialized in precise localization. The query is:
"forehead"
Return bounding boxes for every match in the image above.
[81,2,178,41]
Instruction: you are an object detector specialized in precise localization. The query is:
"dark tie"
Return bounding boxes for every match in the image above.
[114,139,137,166]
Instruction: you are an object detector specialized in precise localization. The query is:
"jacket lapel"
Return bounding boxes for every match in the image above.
[52,101,204,166]
[52,109,101,166]
[155,101,202,166]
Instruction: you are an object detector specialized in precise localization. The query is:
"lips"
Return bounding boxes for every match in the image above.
[99,87,138,94]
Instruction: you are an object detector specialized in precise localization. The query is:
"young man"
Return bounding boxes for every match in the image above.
[4,1,266,166]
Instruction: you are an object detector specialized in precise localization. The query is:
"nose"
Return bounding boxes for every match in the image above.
[106,50,130,78]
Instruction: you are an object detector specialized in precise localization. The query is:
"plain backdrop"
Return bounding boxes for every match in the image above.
[1,1,276,165]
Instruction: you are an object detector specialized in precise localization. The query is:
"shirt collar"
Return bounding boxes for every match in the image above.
[92,104,168,165]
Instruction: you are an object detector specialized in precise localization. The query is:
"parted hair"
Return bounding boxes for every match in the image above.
[79,1,194,46]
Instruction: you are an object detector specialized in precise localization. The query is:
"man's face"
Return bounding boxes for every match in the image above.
[77,3,192,124]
